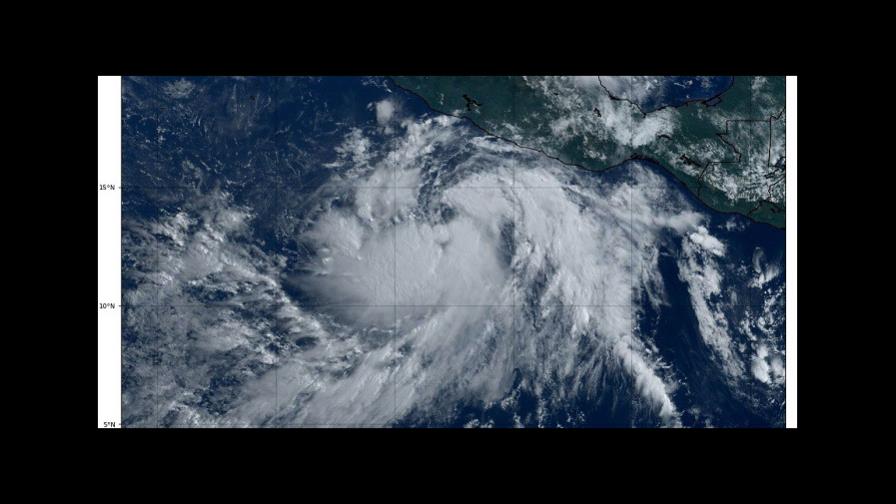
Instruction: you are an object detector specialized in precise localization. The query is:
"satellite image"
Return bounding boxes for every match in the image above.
[120,76,786,428]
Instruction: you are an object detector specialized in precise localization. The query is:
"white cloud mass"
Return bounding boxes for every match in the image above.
[123,100,782,428]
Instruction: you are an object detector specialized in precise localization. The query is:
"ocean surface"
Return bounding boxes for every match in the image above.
[122,76,784,427]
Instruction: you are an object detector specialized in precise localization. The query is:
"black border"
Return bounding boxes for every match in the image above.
[90,44,823,454]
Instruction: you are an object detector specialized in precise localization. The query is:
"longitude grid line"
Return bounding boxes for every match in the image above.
[512,85,518,429]
[393,151,397,427]
[119,175,123,427]
[783,76,786,427]
[132,185,242,426]
[748,76,754,420]
[155,187,160,429]
[126,184,164,427]
[275,183,281,425]
[629,75,635,426]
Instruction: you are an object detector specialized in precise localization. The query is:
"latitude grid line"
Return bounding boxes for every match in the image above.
[124,303,638,308]
[161,423,401,427]
[123,183,607,190]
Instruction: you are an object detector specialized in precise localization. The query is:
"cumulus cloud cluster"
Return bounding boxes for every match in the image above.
[523,76,677,153]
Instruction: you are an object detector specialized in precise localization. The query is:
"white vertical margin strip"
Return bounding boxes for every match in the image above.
[98,76,122,428]
[785,76,797,428]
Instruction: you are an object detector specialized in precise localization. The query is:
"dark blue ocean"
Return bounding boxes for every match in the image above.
[123,76,784,428]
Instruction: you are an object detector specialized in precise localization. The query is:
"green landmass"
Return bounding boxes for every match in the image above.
[391,76,785,227]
